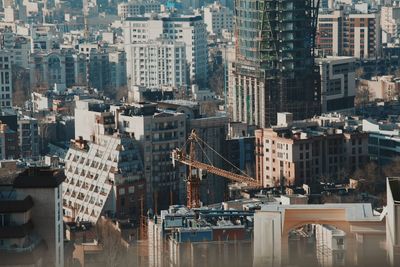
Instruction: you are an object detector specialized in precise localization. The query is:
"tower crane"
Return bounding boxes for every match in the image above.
[171,130,262,209]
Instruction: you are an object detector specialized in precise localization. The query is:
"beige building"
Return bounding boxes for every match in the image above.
[362,75,400,101]
[255,113,368,187]
[381,5,400,42]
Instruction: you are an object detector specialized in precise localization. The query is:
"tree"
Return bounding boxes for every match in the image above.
[355,85,372,107]
[383,157,400,177]
[12,65,31,107]
[355,67,365,79]
[208,64,225,96]
[96,217,129,267]
[352,161,381,194]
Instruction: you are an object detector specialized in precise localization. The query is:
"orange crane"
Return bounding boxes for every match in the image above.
[171,130,262,209]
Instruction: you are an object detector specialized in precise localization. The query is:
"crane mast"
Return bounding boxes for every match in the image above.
[172,130,262,208]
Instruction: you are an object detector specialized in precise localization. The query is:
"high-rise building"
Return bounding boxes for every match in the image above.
[203,1,234,37]
[126,39,187,90]
[113,102,187,211]
[0,51,12,108]
[123,13,208,86]
[317,11,381,59]
[232,0,321,128]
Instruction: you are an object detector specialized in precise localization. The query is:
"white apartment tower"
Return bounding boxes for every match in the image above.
[64,99,145,223]
[126,39,187,89]
[0,51,12,108]
[203,1,233,37]
[123,14,208,87]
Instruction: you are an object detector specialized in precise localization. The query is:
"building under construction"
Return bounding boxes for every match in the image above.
[231,0,321,127]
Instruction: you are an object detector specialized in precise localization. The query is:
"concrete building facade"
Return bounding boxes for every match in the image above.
[123,14,208,86]
[0,51,12,108]
[117,0,161,20]
[316,56,356,113]
[125,39,187,90]
[203,1,233,37]
[0,168,65,267]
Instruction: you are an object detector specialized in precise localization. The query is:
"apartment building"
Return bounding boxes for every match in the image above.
[203,1,233,37]
[109,50,127,89]
[17,114,39,161]
[30,51,67,89]
[0,121,18,160]
[315,56,356,113]
[0,51,12,108]
[117,0,161,19]
[123,13,208,86]
[113,102,187,211]
[63,133,145,223]
[315,224,346,267]
[158,100,229,205]
[148,205,253,267]
[317,11,381,59]
[255,113,368,187]
[126,39,187,89]
[381,5,400,42]
[0,167,65,267]
[74,99,186,212]
[318,10,344,56]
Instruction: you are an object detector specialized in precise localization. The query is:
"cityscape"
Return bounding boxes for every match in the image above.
[0,0,400,267]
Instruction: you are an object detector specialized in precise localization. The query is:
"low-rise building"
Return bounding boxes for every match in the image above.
[363,75,400,101]
[363,119,400,165]
[148,205,254,267]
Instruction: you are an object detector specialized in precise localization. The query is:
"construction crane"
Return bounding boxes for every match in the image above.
[171,130,262,209]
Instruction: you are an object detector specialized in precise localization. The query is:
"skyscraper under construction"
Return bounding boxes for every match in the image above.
[231,0,321,127]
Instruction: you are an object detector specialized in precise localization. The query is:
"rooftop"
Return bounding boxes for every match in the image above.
[13,167,65,189]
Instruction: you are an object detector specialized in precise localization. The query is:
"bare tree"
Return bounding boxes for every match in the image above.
[12,65,30,107]
[355,67,365,79]
[208,64,225,96]
[96,217,129,267]
[352,161,381,194]
[355,85,372,107]
[383,157,400,177]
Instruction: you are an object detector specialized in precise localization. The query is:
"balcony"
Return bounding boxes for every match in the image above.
[0,220,34,238]
[0,234,43,253]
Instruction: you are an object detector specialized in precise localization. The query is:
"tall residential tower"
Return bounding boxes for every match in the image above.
[231,0,321,127]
